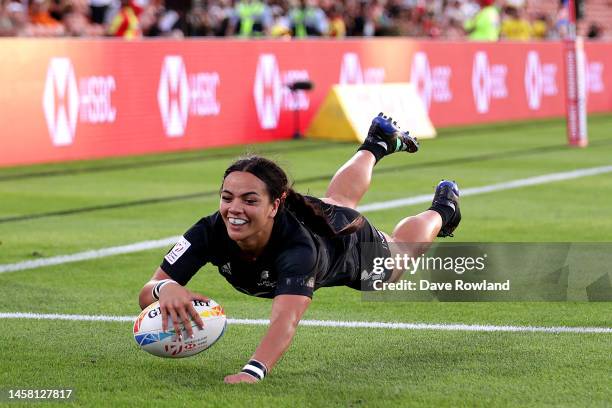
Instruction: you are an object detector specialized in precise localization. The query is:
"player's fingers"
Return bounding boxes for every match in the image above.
[192,292,210,303]
[187,303,204,330]
[160,304,169,332]
[177,304,194,339]
[167,306,182,341]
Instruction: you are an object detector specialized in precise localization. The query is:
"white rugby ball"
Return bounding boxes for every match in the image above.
[133,299,226,358]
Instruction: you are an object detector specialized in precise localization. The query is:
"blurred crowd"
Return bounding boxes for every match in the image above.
[0,0,606,39]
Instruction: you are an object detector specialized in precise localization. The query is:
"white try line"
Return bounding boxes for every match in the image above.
[1,312,610,334]
[1,163,612,274]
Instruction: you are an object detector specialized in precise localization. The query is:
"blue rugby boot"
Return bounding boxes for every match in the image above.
[430,180,461,238]
[358,112,419,162]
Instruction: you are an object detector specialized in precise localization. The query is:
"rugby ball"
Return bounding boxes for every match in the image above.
[133,299,226,358]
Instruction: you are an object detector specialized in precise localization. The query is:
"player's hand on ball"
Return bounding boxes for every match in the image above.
[158,283,208,339]
[224,372,259,384]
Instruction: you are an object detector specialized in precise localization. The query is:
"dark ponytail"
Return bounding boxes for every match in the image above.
[222,155,363,237]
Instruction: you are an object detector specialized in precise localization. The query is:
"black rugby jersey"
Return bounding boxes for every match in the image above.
[160,197,370,298]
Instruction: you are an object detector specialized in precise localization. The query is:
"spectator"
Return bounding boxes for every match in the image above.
[63,0,105,36]
[89,0,111,25]
[372,1,395,35]
[107,0,141,38]
[0,0,30,35]
[139,4,162,35]
[444,17,464,39]
[460,0,480,20]
[422,9,442,38]
[269,2,290,37]
[463,0,500,41]
[0,0,597,39]
[587,22,602,39]
[444,0,466,25]
[345,0,366,36]
[207,0,235,36]
[327,3,345,37]
[29,0,65,35]
[289,0,327,38]
[554,0,570,39]
[530,13,549,40]
[500,5,531,40]
[233,0,271,37]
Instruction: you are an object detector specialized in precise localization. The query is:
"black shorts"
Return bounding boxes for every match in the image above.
[347,216,394,291]
[305,197,393,291]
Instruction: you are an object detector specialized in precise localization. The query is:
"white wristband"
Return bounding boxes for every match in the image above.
[152,279,178,300]
[241,359,268,381]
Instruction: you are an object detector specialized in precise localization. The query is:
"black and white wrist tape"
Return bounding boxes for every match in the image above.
[241,359,268,381]
[152,279,177,300]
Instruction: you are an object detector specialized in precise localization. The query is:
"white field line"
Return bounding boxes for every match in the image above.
[0,237,180,274]
[358,164,612,212]
[1,164,612,274]
[1,312,610,334]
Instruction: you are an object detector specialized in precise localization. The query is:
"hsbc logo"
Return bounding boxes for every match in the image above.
[42,57,116,146]
[339,52,385,85]
[42,58,79,146]
[471,51,508,114]
[410,52,452,112]
[157,55,220,137]
[253,54,311,130]
[253,54,282,129]
[158,56,189,137]
[524,51,558,111]
[584,57,604,95]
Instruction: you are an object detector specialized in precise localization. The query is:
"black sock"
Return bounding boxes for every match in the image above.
[358,143,386,163]
[429,204,454,227]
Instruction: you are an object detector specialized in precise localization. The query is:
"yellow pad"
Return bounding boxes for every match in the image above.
[307,83,436,143]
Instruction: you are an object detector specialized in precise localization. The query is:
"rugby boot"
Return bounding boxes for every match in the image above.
[431,180,461,238]
[358,112,419,162]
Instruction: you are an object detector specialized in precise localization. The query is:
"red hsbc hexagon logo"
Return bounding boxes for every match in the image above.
[410,51,452,112]
[339,53,364,84]
[583,55,605,95]
[42,58,79,146]
[339,52,385,85]
[42,57,117,147]
[158,56,190,137]
[524,51,558,111]
[253,54,282,130]
[471,51,508,114]
[252,54,311,130]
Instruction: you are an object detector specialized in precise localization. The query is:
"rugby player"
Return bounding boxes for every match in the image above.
[138,113,461,383]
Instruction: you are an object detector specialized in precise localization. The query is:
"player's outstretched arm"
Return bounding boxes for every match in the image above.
[224,294,311,384]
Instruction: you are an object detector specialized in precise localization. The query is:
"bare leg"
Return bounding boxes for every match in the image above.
[391,210,442,243]
[323,151,376,209]
[324,150,446,282]
[386,210,443,282]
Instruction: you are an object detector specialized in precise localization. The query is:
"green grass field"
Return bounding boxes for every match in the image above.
[1,115,611,407]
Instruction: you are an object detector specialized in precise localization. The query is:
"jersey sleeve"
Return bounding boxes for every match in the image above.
[160,218,211,286]
[274,243,318,298]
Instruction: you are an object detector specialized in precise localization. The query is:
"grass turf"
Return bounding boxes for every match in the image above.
[0,114,611,407]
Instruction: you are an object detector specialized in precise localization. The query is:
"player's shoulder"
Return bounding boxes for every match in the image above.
[275,208,315,243]
[183,212,228,244]
[272,211,318,262]
[190,211,224,230]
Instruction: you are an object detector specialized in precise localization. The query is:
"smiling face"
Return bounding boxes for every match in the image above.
[220,171,280,253]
